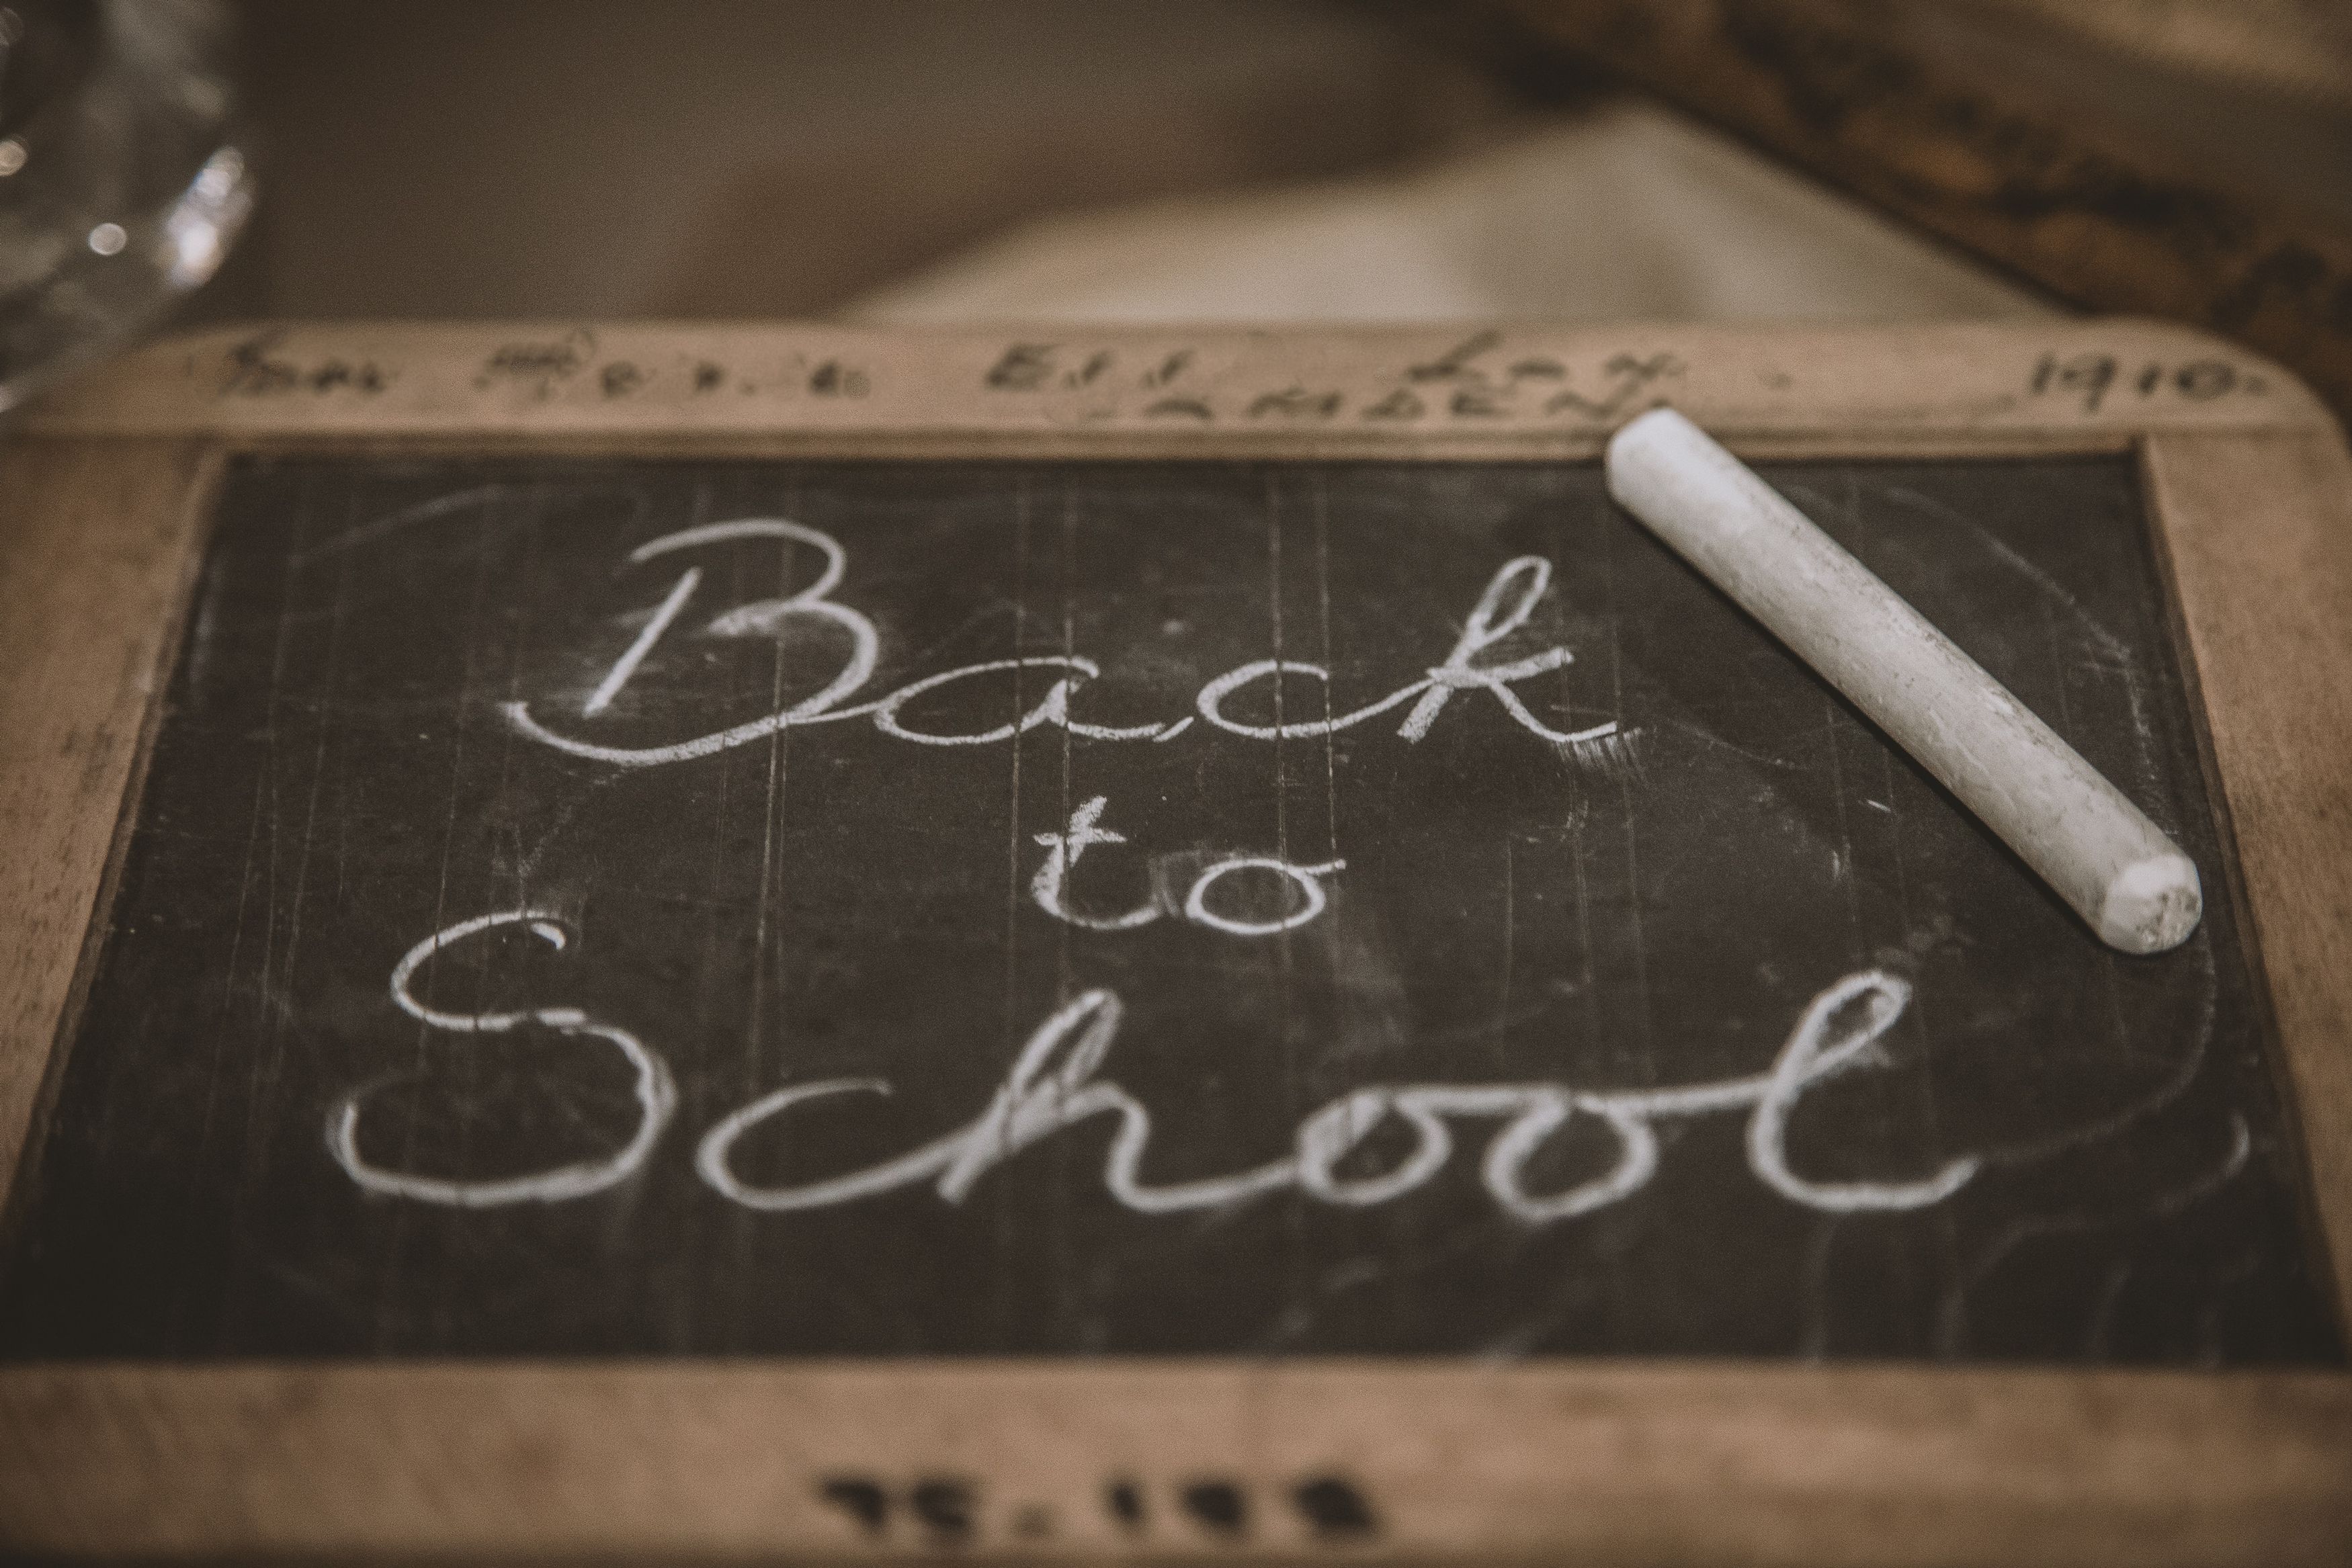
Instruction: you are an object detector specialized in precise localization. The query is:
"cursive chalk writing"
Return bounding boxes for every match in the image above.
[325,910,676,1206]
[332,914,1976,1223]
[1030,795,1344,936]
[695,971,1978,1221]
[503,523,1616,767]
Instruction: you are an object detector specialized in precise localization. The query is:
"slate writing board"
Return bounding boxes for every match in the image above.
[0,451,2339,1362]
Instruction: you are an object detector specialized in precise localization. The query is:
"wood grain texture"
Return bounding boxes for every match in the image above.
[1,1362,2347,1563]
[0,441,214,1200]
[0,323,2346,1564]
[2142,431,2352,1312]
[1493,0,2352,423]
[15,318,2329,452]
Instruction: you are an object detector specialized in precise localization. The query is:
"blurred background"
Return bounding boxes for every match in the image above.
[213,1,2351,322]
[15,1,2352,405]
[212,0,2054,326]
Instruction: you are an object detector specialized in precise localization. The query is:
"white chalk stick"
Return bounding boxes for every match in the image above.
[1605,408,2201,955]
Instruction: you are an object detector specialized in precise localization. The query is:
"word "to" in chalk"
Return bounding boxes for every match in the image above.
[1605,408,2201,956]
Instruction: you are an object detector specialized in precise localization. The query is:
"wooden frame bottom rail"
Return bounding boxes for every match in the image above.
[2,1362,2348,1563]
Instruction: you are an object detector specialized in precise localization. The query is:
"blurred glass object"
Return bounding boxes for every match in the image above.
[0,0,252,414]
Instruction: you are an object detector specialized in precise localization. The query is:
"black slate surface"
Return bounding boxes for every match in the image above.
[0,453,2339,1362]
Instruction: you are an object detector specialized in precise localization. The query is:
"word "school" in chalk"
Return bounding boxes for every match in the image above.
[329,911,1979,1223]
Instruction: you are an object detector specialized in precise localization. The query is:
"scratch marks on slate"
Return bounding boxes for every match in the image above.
[1496,834,1516,1070]
[1001,475,1034,1059]
[1798,1215,1843,1359]
[1264,472,1308,1335]
[747,490,797,1067]
[1312,477,1343,887]
[374,476,506,1348]
[220,480,354,1340]
[289,483,508,567]
[2082,1258,2134,1360]
[1933,1114,2252,1357]
[1592,487,1656,1091]
[11,453,2329,1368]
[1567,726,1644,783]
[1054,487,1080,1010]
[1982,940,2220,1170]
[1882,482,2158,779]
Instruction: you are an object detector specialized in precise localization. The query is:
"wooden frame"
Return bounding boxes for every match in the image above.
[1,320,2346,1565]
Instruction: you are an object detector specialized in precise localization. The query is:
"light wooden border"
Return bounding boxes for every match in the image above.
[1,321,2347,1565]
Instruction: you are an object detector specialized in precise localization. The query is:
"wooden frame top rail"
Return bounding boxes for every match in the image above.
[15,319,2335,454]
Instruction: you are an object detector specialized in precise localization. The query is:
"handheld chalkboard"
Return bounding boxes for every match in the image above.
[0,322,2347,1563]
